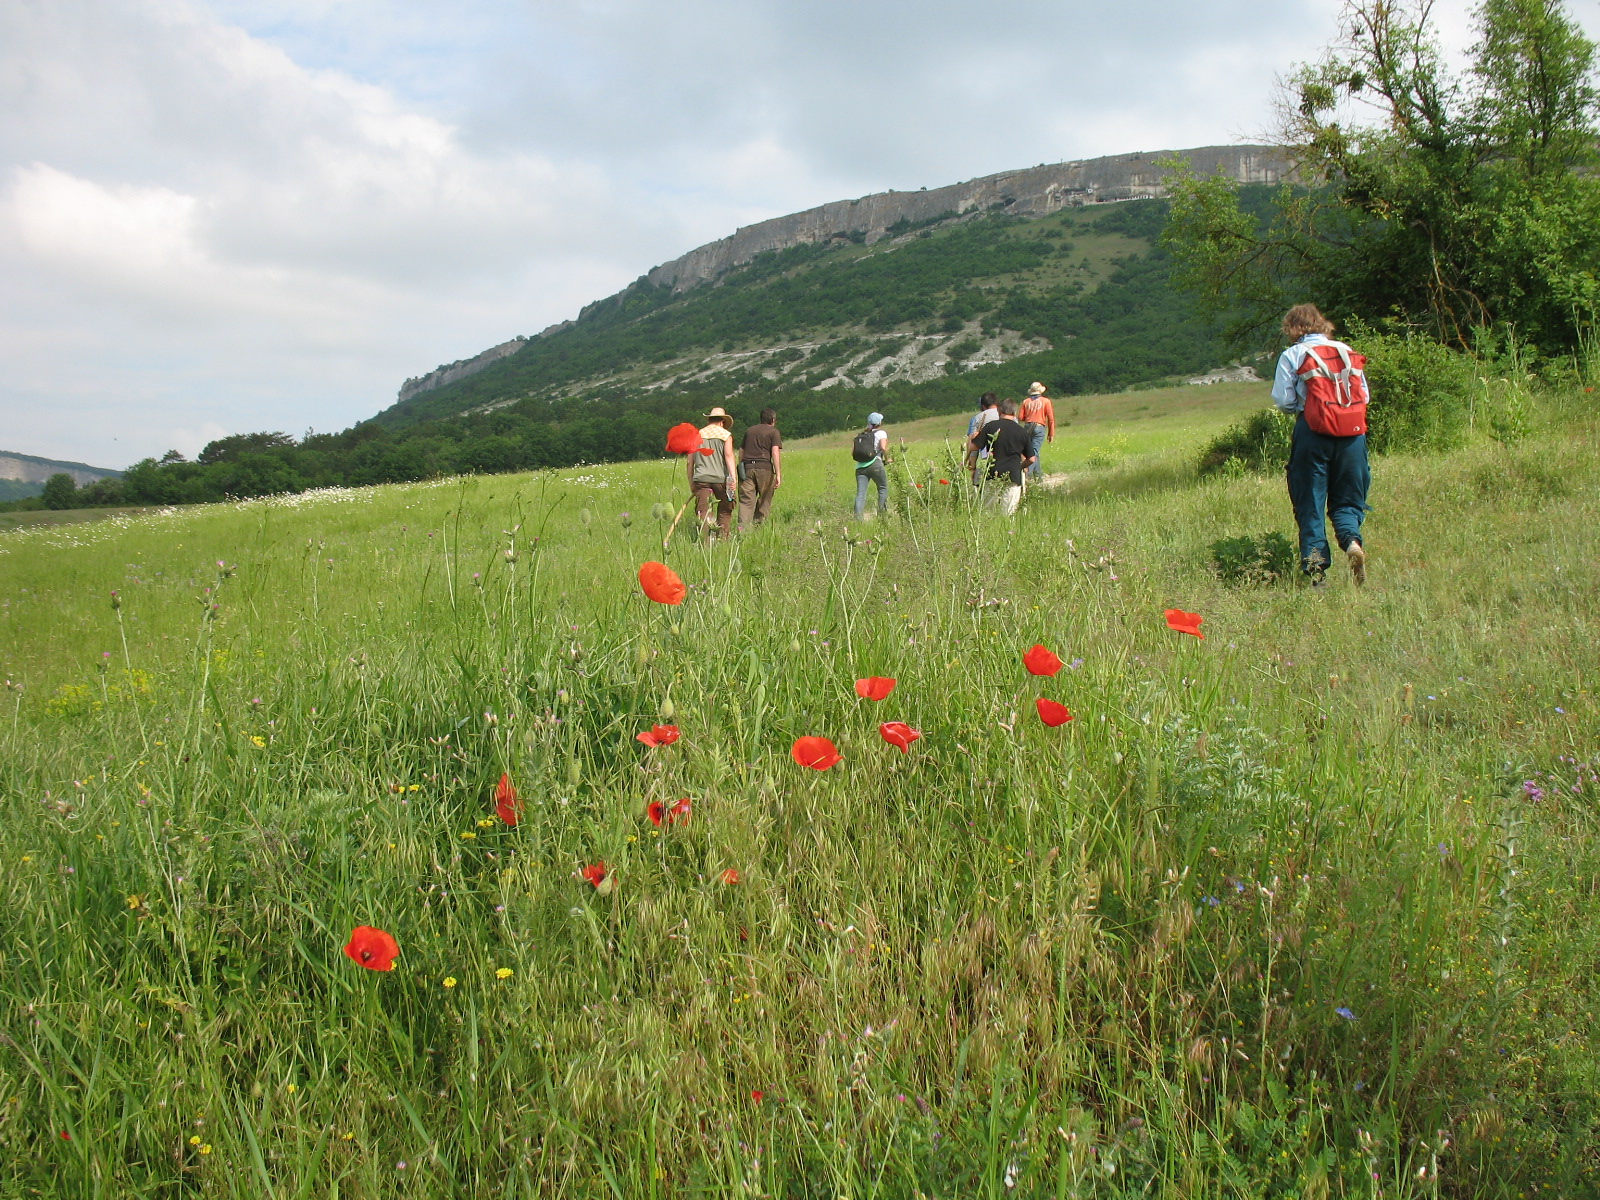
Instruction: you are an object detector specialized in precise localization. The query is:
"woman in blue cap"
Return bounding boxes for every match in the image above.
[852,412,890,519]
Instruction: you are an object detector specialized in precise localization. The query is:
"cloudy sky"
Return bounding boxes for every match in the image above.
[3,0,1584,468]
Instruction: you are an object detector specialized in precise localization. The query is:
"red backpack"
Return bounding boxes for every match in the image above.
[1296,342,1370,437]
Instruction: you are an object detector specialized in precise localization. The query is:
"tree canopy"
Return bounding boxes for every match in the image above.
[1163,0,1600,352]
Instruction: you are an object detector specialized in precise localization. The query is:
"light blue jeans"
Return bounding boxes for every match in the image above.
[854,461,888,518]
[1026,424,1047,478]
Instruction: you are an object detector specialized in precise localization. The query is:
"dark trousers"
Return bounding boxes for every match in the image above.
[1286,415,1369,571]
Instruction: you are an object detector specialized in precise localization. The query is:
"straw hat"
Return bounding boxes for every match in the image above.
[1027,382,1047,396]
[705,406,734,427]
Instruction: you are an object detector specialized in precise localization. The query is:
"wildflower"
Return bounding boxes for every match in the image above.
[665,423,701,454]
[854,677,896,701]
[496,967,513,979]
[879,722,922,752]
[126,894,144,910]
[1335,1006,1356,1020]
[494,773,521,826]
[750,1090,764,1103]
[1521,780,1544,802]
[1035,698,1073,727]
[249,735,266,748]
[199,1144,212,1155]
[721,868,741,885]
[1164,609,1204,638]
[636,724,681,747]
[647,798,692,827]
[443,977,458,988]
[342,926,400,971]
[1201,895,1220,907]
[59,1131,70,1140]
[939,479,950,485]
[639,561,687,605]
[1022,644,1063,676]
[791,736,843,770]
[581,861,609,887]
[190,1136,201,1145]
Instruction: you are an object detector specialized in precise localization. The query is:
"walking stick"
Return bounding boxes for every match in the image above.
[662,498,692,551]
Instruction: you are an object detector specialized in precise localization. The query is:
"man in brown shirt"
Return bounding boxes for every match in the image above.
[738,407,783,530]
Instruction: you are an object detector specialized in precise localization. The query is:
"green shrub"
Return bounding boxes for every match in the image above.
[1209,531,1296,585]
[1348,322,1473,453]
[1197,408,1293,475]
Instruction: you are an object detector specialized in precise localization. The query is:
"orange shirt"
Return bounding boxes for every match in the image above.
[1019,395,1055,437]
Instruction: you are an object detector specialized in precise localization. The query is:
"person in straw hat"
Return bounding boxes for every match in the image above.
[1018,382,1055,481]
[688,406,739,541]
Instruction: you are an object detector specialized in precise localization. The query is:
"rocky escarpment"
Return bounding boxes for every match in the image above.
[0,451,120,486]
[644,145,1291,293]
[397,336,531,405]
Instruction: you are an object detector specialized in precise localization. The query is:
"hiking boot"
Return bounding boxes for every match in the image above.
[1303,553,1328,589]
[1345,540,1366,586]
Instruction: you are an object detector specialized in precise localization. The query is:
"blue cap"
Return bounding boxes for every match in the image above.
[868,412,884,426]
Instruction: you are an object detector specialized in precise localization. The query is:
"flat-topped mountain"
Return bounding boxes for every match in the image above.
[384,145,1288,419]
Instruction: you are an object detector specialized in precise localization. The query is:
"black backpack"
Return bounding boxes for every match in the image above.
[851,428,878,463]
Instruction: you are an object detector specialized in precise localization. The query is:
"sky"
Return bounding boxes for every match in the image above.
[3,0,1592,468]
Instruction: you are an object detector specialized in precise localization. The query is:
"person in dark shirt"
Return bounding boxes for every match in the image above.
[969,398,1035,515]
[738,407,783,530]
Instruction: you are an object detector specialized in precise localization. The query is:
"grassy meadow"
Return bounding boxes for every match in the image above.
[1,383,1598,1198]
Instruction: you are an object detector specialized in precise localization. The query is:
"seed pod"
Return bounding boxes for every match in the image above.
[566,758,583,787]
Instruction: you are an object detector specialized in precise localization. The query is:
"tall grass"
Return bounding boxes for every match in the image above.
[1,410,1597,1197]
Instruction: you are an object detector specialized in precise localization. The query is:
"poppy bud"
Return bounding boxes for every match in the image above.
[789,639,801,655]
[722,601,734,620]
[669,623,681,637]
[660,698,676,720]
[567,758,583,787]
[580,508,593,527]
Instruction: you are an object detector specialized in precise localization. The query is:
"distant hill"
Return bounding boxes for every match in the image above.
[0,451,120,500]
[371,144,1289,432]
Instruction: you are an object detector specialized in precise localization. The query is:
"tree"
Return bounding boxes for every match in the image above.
[1163,0,1600,351]
[40,473,78,510]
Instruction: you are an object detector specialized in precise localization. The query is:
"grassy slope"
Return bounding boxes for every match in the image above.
[372,201,1242,432]
[1,388,1596,1197]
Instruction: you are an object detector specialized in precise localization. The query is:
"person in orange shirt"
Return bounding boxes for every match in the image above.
[1018,382,1056,480]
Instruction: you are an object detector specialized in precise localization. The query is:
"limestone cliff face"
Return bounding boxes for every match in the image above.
[645,145,1290,292]
[397,336,530,404]
[0,452,119,486]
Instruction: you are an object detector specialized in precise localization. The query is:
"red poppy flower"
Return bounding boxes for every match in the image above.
[750,1090,764,1103]
[1022,644,1063,676]
[639,561,687,605]
[854,676,896,701]
[636,724,681,747]
[1164,609,1204,638]
[646,798,692,827]
[343,925,400,971]
[939,479,951,485]
[879,721,921,752]
[791,736,842,770]
[665,422,701,454]
[721,868,741,885]
[494,772,520,826]
[1035,698,1073,727]
[59,1131,70,1140]
[581,862,608,887]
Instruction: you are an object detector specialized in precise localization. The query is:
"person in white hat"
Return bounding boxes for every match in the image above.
[852,412,890,519]
[1019,382,1055,480]
[688,407,739,540]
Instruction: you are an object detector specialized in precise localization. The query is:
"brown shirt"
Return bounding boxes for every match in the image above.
[740,423,783,465]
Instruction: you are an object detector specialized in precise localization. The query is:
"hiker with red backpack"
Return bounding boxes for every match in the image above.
[1271,304,1370,587]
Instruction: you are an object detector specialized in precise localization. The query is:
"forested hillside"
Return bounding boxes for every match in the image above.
[17,195,1254,509]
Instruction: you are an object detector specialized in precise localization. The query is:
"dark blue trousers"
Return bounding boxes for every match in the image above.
[1286,415,1369,572]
